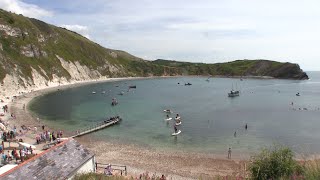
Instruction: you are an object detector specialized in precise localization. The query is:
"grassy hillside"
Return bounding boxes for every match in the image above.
[0,9,308,86]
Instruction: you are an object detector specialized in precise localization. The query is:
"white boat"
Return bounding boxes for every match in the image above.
[175,121,182,126]
[165,117,172,121]
[92,91,96,94]
[163,109,172,113]
[228,84,240,97]
[172,130,181,136]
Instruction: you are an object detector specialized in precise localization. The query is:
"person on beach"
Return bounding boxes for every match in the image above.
[104,164,112,175]
[228,147,232,159]
[160,174,166,180]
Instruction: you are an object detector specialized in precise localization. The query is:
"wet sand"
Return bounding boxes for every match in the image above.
[7,79,247,179]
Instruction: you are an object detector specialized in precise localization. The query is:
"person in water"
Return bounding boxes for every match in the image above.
[245,124,248,130]
[234,131,237,137]
[174,125,178,133]
[176,114,180,118]
[166,114,169,119]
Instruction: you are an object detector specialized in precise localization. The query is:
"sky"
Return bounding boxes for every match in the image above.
[0,0,319,70]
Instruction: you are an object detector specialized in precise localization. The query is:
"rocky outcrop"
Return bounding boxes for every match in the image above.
[20,44,47,58]
[56,55,102,80]
[0,24,21,37]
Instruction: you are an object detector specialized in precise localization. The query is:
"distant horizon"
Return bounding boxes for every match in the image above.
[1,0,319,71]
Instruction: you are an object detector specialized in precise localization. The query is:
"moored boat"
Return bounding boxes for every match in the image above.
[228,90,240,97]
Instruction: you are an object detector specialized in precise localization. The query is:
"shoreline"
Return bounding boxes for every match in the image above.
[1,76,313,178]
[3,76,248,179]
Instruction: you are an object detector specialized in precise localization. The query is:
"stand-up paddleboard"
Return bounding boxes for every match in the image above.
[165,117,172,121]
[172,130,181,136]
[175,121,182,125]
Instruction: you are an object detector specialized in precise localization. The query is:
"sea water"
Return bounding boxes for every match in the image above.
[29,72,320,155]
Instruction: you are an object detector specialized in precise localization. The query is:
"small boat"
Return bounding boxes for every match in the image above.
[296,93,300,96]
[172,130,181,136]
[228,84,240,97]
[228,90,240,97]
[165,117,172,121]
[129,85,136,89]
[92,91,96,94]
[185,83,192,86]
[175,121,182,126]
[164,109,172,113]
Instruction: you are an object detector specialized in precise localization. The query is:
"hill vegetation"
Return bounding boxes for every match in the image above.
[0,9,308,90]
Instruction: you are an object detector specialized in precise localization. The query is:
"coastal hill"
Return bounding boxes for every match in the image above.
[0,9,308,96]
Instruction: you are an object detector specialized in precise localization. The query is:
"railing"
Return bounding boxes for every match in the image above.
[95,162,127,176]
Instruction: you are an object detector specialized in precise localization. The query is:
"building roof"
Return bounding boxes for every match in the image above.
[0,138,94,180]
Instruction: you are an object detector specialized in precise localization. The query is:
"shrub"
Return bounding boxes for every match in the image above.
[249,145,304,180]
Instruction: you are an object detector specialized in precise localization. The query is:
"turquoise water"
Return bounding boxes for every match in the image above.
[29,72,320,155]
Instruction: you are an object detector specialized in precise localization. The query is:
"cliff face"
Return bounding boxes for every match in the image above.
[0,9,308,100]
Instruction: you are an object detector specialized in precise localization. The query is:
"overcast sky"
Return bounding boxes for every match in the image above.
[0,0,319,70]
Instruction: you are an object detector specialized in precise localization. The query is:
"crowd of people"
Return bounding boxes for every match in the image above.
[1,146,34,164]
[35,130,63,144]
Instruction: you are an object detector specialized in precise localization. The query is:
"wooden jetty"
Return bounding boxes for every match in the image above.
[71,117,121,138]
